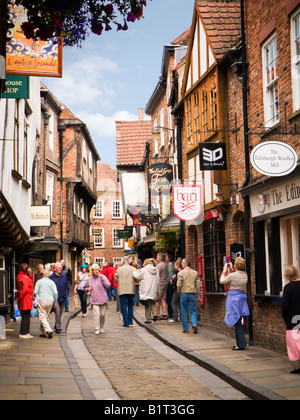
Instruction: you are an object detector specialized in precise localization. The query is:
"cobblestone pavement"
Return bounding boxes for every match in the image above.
[80,303,248,400]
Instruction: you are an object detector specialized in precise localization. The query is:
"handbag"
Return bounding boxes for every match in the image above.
[73,293,80,309]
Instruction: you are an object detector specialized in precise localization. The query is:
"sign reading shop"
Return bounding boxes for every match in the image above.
[250,176,300,218]
[147,163,173,196]
[198,143,227,171]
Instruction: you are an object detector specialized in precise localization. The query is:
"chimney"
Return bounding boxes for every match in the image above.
[138,108,144,120]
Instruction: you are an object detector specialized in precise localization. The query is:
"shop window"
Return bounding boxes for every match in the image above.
[203,218,226,293]
[0,257,6,306]
[254,215,300,296]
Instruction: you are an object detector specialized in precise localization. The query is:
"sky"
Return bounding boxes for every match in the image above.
[42,0,195,169]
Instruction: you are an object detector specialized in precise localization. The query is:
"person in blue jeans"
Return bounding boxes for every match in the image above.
[177,258,201,334]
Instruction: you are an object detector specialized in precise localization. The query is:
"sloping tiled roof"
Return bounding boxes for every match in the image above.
[196,1,241,59]
[116,120,152,167]
[171,28,191,46]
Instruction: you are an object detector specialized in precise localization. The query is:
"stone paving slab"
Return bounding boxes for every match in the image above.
[133,305,300,400]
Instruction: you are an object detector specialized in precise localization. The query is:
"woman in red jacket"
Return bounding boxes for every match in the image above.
[16,263,34,339]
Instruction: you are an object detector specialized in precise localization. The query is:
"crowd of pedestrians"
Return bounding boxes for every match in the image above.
[15,255,300,374]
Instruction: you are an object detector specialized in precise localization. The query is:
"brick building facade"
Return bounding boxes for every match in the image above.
[88,163,126,267]
[179,0,300,352]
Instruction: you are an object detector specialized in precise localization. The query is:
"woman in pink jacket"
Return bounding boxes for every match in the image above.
[85,263,111,335]
[16,263,34,339]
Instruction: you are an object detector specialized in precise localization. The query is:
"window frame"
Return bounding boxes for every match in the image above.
[94,228,105,248]
[262,34,280,127]
[112,228,123,248]
[291,8,300,112]
[112,200,122,219]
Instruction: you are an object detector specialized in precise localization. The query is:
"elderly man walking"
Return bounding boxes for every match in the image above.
[114,256,136,327]
[177,258,201,334]
[50,262,69,334]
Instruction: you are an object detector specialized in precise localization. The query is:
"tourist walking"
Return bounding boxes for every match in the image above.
[169,258,182,323]
[152,253,169,320]
[74,264,89,317]
[282,265,300,374]
[133,259,160,323]
[220,257,250,350]
[50,262,70,334]
[34,268,58,338]
[114,256,136,327]
[85,263,111,335]
[16,263,34,339]
[177,258,200,334]
[61,259,72,312]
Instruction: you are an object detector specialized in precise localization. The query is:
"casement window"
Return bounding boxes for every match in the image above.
[112,200,122,219]
[291,9,300,112]
[48,109,54,151]
[203,218,226,293]
[0,257,6,306]
[202,83,209,136]
[94,199,104,218]
[113,257,122,266]
[154,118,159,155]
[160,109,165,148]
[262,35,280,127]
[186,97,193,149]
[185,72,218,151]
[94,228,104,248]
[46,172,54,217]
[23,113,29,182]
[13,100,20,173]
[112,228,123,248]
[194,90,201,143]
[95,257,105,267]
[210,73,218,131]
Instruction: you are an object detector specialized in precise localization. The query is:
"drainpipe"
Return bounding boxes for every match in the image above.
[240,0,253,343]
[58,124,66,260]
[174,107,185,257]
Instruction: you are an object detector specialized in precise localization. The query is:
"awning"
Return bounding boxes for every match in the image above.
[24,237,60,253]
[156,213,180,232]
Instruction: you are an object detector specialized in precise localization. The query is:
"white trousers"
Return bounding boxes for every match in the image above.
[92,304,108,332]
[37,300,54,334]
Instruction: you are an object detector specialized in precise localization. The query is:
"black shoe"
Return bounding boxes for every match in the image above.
[152,316,158,322]
[122,324,129,328]
[47,331,53,339]
[145,321,152,324]
[55,328,61,334]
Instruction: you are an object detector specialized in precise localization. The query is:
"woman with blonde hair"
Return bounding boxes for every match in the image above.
[220,257,250,350]
[85,264,110,335]
[282,265,300,374]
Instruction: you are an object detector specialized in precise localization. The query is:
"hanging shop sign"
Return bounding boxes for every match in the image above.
[172,185,203,222]
[198,143,227,171]
[30,206,51,227]
[250,141,298,177]
[147,163,173,196]
[139,212,160,224]
[117,228,132,239]
[1,75,29,98]
[6,2,63,78]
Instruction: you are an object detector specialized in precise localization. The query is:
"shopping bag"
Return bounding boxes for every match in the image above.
[73,294,80,309]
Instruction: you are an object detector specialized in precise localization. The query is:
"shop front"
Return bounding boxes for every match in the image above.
[246,169,300,350]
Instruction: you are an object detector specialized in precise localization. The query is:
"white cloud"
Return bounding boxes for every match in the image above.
[78,109,138,138]
[44,54,121,109]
